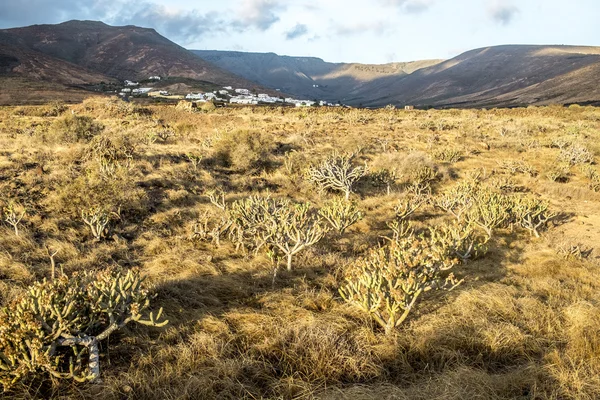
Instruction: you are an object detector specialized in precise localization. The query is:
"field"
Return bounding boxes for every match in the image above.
[1,99,600,399]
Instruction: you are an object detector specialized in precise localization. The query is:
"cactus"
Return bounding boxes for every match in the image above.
[429,222,488,261]
[186,153,203,171]
[263,202,329,271]
[227,196,328,270]
[2,201,25,236]
[466,188,513,239]
[81,207,111,240]
[513,197,556,238]
[0,268,167,389]
[339,236,462,335]
[394,191,429,221]
[206,188,227,210]
[306,152,367,200]
[191,211,231,247]
[319,198,364,235]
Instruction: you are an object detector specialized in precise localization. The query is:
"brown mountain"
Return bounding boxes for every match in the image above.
[0,20,270,102]
[195,45,600,107]
[192,50,443,102]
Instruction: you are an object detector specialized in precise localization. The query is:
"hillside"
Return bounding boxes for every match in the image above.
[0,21,270,103]
[195,46,600,107]
[193,50,443,102]
[361,45,600,107]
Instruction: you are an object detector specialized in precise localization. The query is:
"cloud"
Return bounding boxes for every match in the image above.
[381,0,434,14]
[487,1,519,25]
[110,3,222,44]
[285,24,309,40]
[334,20,395,36]
[235,0,286,31]
[0,0,107,27]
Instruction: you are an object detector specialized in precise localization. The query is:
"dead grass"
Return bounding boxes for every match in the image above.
[1,102,600,399]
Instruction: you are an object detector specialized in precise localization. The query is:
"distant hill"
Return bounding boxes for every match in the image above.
[0,20,271,103]
[193,46,600,107]
[192,50,443,103]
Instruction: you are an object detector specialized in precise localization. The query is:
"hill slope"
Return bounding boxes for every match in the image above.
[0,21,267,95]
[192,50,442,102]
[361,45,600,107]
[195,46,600,107]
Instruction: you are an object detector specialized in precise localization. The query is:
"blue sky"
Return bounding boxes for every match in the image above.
[1,0,599,63]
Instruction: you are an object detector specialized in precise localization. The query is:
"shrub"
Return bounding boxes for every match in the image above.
[559,143,594,165]
[339,236,462,335]
[306,152,368,200]
[0,268,167,390]
[227,196,329,270]
[513,196,556,238]
[47,114,103,143]
[319,198,364,235]
[212,130,275,172]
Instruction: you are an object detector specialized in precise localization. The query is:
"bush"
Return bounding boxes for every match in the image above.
[212,130,275,172]
[47,114,103,143]
[0,268,167,390]
[340,236,462,335]
[306,152,368,200]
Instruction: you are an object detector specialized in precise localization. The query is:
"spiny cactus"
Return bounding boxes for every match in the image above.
[513,197,556,238]
[306,152,367,200]
[319,198,364,235]
[339,236,462,335]
[0,268,167,390]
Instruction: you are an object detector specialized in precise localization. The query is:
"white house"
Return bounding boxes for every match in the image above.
[223,86,233,90]
[132,87,152,95]
[124,80,139,86]
[219,90,229,95]
[235,88,251,95]
[122,88,132,93]
[149,76,161,81]
[185,93,205,100]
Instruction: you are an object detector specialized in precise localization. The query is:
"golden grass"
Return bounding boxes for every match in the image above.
[1,102,600,399]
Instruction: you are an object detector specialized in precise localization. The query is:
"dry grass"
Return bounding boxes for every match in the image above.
[1,102,600,399]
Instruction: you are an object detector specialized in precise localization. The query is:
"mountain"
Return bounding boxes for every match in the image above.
[0,20,270,103]
[194,46,600,107]
[192,50,443,102]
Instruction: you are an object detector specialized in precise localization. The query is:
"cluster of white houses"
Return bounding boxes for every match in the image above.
[118,78,338,107]
[186,87,337,107]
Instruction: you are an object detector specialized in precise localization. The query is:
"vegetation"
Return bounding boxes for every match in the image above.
[1,100,600,399]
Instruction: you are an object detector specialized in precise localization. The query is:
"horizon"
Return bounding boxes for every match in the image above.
[1,1,599,64]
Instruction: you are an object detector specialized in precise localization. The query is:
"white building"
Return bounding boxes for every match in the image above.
[132,87,153,95]
[149,76,161,81]
[185,93,205,100]
[235,88,251,95]
[124,80,139,86]
[223,86,233,90]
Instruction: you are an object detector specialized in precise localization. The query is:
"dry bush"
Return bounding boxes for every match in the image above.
[306,152,368,200]
[47,114,104,143]
[211,129,275,172]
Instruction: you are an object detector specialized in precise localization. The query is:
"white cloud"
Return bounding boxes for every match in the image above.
[487,0,519,25]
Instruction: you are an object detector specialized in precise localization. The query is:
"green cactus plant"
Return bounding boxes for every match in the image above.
[0,268,167,390]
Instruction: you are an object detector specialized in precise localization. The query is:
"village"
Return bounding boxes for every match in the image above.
[117,77,339,107]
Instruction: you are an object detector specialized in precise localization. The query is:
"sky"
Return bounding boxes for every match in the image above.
[0,0,599,64]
